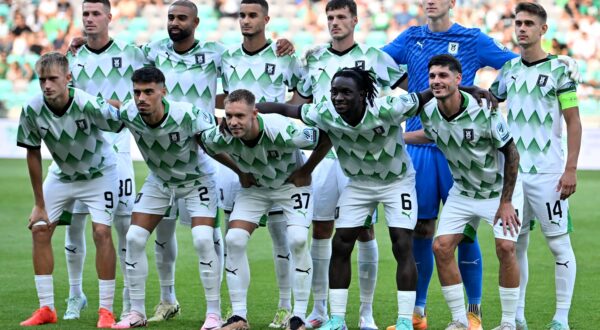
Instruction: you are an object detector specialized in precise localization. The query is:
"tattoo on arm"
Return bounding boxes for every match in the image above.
[499,140,519,203]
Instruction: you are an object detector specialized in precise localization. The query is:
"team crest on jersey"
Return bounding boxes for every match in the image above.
[169,132,180,143]
[112,57,122,68]
[448,42,459,55]
[463,128,474,141]
[265,63,276,75]
[76,119,88,130]
[355,60,365,70]
[373,126,385,134]
[537,74,549,87]
[195,54,205,65]
[268,150,279,158]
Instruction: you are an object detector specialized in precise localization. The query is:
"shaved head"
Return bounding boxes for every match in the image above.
[170,0,198,17]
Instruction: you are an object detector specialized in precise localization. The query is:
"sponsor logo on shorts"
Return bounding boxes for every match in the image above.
[334,206,340,219]
[134,193,143,203]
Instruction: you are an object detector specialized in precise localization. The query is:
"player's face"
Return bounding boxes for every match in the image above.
[133,82,166,117]
[82,2,111,36]
[239,4,269,37]
[37,65,71,104]
[225,101,258,139]
[514,11,547,48]
[168,5,199,42]
[422,0,455,20]
[326,7,357,41]
[428,65,462,100]
[330,76,364,116]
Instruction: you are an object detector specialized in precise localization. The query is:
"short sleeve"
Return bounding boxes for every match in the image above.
[285,55,305,92]
[490,112,512,149]
[89,97,124,132]
[374,49,406,89]
[476,32,518,69]
[489,68,508,101]
[287,121,319,150]
[389,93,420,124]
[193,107,217,133]
[381,30,409,65]
[16,106,41,149]
[300,103,320,127]
[199,127,225,156]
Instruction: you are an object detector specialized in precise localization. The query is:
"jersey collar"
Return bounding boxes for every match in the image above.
[146,98,170,129]
[172,40,200,55]
[242,40,272,56]
[241,114,264,148]
[85,39,114,54]
[521,54,552,67]
[437,91,469,122]
[328,43,358,56]
[45,87,75,117]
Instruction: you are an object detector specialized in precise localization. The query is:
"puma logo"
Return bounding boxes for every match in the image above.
[125,261,137,268]
[214,239,220,246]
[556,261,569,268]
[200,260,213,267]
[277,253,290,260]
[460,258,480,265]
[225,267,238,275]
[402,211,412,218]
[65,246,77,254]
[295,267,311,274]
[155,240,167,249]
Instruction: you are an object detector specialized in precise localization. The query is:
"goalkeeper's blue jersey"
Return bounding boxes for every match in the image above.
[382,23,517,133]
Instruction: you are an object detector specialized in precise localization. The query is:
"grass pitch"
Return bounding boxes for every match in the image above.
[0,158,598,329]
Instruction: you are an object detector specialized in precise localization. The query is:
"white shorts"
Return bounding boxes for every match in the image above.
[44,166,118,226]
[521,173,571,237]
[216,163,283,216]
[133,175,218,219]
[72,153,135,216]
[436,182,524,242]
[230,184,312,227]
[335,174,417,229]
[312,157,349,221]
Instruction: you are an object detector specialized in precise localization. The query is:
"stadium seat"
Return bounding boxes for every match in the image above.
[365,31,389,47]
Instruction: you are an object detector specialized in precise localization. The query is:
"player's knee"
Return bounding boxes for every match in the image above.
[92,224,113,245]
[287,226,309,253]
[312,221,334,239]
[192,230,214,255]
[546,234,574,259]
[414,220,436,238]
[126,225,150,251]
[495,239,516,261]
[433,237,454,260]
[31,224,52,242]
[225,228,250,253]
[357,226,375,242]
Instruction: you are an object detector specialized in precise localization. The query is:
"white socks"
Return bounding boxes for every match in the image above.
[499,286,519,326]
[397,291,416,320]
[225,228,251,318]
[35,275,54,310]
[310,237,331,313]
[288,225,312,319]
[358,239,378,319]
[192,225,221,315]
[155,220,177,304]
[268,215,292,310]
[65,214,87,298]
[515,233,530,321]
[99,279,115,312]
[547,234,576,326]
[329,289,348,318]
[441,283,468,326]
[126,225,151,317]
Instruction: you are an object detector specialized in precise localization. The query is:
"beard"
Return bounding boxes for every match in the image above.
[168,27,193,42]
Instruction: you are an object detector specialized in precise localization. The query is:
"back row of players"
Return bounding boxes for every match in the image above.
[17,0,581,330]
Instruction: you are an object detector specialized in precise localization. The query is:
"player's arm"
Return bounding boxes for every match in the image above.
[255,102,302,119]
[286,130,332,187]
[275,38,295,57]
[495,140,520,237]
[403,129,432,145]
[286,91,311,105]
[107,99,121,109]
[26,148,50,229]
[215,93,226,109]
[558,106,582,200]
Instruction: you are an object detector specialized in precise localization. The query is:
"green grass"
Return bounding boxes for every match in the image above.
[0,158,598,329]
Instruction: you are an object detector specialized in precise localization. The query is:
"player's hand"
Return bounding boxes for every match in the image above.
[68,36,87,55]
[285,168,311,187]
[301,44,326,66]
[557,169,577,200]
[460,86,499,109]
[238,172,258,188]
[557,55,582,83]
[493,202,520,237]
[275,39,295,57]
[28,205,50,230]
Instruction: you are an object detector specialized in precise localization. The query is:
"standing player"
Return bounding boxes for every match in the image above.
[296,1,406,328]
[381,1,518,328]
[17,52,122,327]
[489,3,580,330]
[64,0,146,321]
[217,0,306,327]
[200,89,331,330]
[111,67,225,329]
[405,54,522,330]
